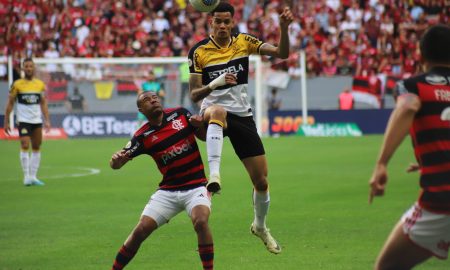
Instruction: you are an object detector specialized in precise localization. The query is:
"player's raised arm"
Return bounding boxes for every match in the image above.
[259,7,293,59]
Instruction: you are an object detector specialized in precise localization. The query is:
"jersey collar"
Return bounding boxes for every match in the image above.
[209,35,233,49]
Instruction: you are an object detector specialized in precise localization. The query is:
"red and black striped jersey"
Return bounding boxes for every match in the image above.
[396,66,450,214]
[124,107,207,191]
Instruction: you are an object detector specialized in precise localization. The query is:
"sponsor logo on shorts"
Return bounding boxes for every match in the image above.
[437,240,450,252]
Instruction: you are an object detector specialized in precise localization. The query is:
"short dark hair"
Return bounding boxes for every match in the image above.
[211,1,234,17]
[420,24,450,65]
[22,58,34,65]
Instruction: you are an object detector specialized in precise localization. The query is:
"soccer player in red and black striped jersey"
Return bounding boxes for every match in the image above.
[110,91,214,270]
[369,24,450,269]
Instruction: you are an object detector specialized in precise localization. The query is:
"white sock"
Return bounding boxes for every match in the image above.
[20,151,30,183]
[206,123,223,177]
[30,151,41,180]
[253,190,270,229]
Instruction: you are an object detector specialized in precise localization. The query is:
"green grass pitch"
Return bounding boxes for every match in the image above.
[0,136,447,269]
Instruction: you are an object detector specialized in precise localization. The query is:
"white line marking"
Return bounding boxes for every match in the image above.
[42,167,101,180]
[3,166,101,182]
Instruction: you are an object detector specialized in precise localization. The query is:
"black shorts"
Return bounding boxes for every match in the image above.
[224,113,265,160]
[18,122,42,137]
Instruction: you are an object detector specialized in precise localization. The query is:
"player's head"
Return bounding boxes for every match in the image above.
[137,91,163,119]
[210,2,235,39]
[420,24,450,67]
[22,58,35,79]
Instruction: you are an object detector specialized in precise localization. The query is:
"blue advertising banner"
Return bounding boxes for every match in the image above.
[268,109,392,135]
[52,113,138,137]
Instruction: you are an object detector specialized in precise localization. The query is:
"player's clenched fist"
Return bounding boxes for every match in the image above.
[279,7,294,29]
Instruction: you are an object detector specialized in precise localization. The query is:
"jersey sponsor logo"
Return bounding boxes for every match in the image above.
[435,89,450,101]
[425,75,448,85]
[161,139,193,164]
[18,93,40,104]
[172,119,185,131]
[166,112,178,121]
[208,64,244,79]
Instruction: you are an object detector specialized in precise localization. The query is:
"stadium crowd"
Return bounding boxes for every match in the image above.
[0,0,448,80]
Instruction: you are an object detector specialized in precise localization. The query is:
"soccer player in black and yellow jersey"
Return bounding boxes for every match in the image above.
[4,58,50,186]
[188,2,293,254]
[369,25,450,269]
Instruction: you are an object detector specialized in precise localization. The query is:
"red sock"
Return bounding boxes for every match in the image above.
[198,244,214,270]
[112,245,136,270]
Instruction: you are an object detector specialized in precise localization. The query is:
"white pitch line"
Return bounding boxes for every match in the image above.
[3,166,100,182]
[42,167,101,179]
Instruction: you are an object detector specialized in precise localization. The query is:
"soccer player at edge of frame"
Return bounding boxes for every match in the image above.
[187,2,294,254]
[189,0,220,13]
[109,92,215,270]
[3,58,51,187]
[369,24,450,269]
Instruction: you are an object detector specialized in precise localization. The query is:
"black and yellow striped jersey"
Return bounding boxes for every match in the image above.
[9,78,46,124]
[188,33,264,117]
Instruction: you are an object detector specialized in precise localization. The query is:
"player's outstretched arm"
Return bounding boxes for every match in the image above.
[259,7,293,59]
[110,150,132,170]
[368,93,421,203]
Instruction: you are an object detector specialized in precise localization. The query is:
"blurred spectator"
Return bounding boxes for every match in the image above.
[0,0,447,82]
[338,88,354,110]
[66,87,87,113]
[267,88,282,111]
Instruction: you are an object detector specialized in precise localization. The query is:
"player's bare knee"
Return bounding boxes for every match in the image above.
[206,105,227,123]
[253,179,268,192]
[133,222,154,241]
[193,217,209,234]
[20,141,30,150]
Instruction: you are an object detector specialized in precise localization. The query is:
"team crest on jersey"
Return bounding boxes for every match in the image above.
[151,135,159,142]
[425,75,448,85]
[172,119,184,131]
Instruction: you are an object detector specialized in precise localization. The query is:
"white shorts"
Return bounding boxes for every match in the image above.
[142,186,211,227]
[401,203,450,259]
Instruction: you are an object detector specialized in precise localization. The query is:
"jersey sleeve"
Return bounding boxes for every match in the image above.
[9,81,18,98]
[188,46,203,74]
[241,33,264,55]
[394,78,419,98]
[179,107,197,130]
[123,136,145,158]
